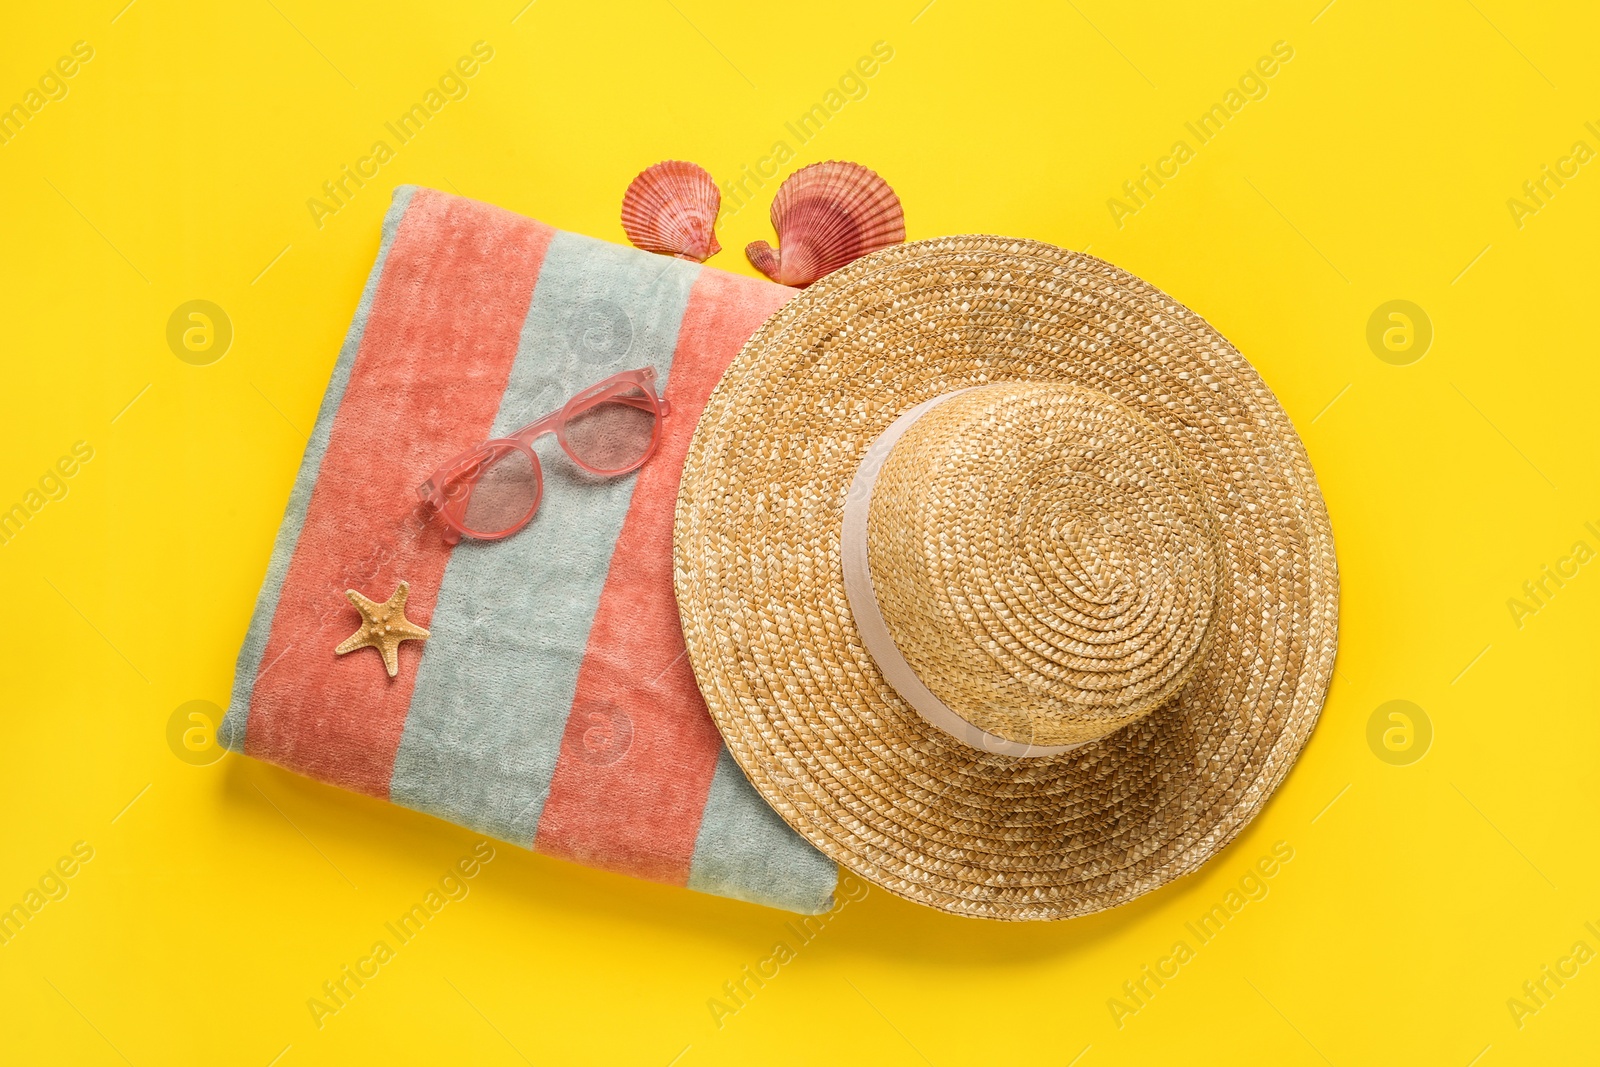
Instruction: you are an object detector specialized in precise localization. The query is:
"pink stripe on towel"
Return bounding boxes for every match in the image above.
[244,190,555,796]
[534,269,796,882]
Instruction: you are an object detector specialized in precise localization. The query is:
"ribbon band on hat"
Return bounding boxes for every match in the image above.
[842,388,1082,758]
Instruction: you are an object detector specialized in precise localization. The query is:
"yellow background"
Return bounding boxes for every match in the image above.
[2,0,1596,1063]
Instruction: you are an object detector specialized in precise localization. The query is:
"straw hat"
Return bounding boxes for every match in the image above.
[673,236,1338,920]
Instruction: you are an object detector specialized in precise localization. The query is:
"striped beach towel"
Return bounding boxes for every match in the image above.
[220,186,837,914]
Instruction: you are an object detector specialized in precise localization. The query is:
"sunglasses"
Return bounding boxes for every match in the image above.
[417,367,670,543]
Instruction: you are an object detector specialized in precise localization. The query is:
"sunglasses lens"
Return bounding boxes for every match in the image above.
[443,444,539,537]
[564,386,658,474]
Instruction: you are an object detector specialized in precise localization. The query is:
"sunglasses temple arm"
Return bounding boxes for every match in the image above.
[615,393,669,416]
[526,394,669,426]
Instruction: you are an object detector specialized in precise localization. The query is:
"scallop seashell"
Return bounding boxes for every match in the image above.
[745,161,905,287]
[621,160,722,262]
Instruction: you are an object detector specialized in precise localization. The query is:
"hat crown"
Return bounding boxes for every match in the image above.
[865,382,1222,747]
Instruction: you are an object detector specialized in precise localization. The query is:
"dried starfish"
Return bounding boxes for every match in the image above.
[335,581,430,678]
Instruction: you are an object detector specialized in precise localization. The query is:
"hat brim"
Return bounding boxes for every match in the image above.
[673,236,1339,920]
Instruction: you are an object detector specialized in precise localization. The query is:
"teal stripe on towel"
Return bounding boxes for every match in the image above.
[687,749,839,915]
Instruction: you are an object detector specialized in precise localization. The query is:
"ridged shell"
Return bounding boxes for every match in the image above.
[621,160,722,262]
[745,161,905,287]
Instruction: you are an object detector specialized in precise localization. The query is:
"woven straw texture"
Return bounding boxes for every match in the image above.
[867,382,1222,748]
[673,236,1339,920]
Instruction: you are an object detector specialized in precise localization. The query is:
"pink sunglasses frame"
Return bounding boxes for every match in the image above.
[416,367,671,543]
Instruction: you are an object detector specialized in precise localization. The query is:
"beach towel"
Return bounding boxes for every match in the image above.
[220,185,837,914]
